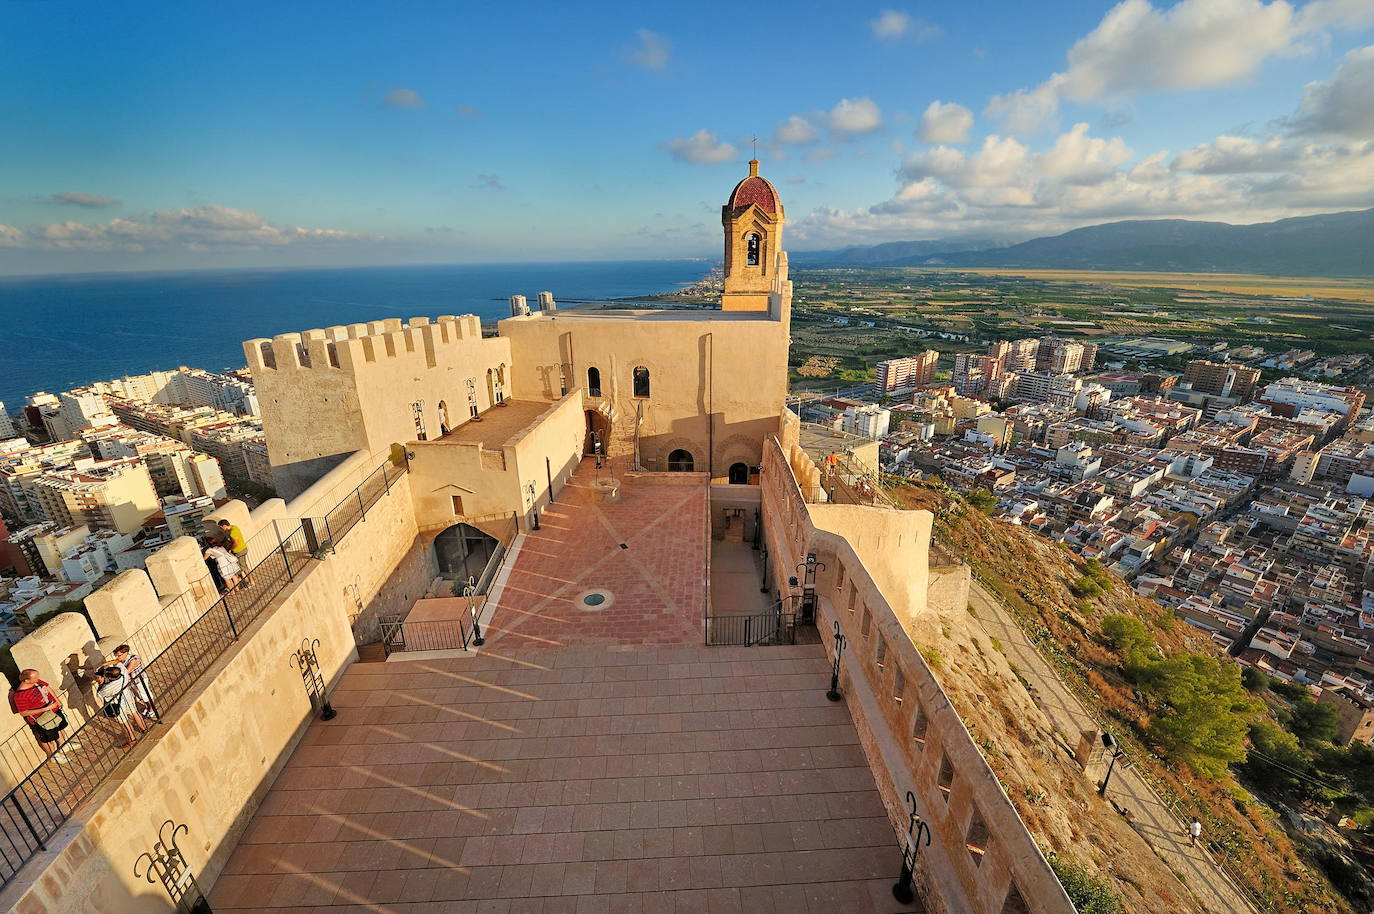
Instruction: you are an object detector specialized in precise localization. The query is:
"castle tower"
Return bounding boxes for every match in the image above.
[721,160,785,312]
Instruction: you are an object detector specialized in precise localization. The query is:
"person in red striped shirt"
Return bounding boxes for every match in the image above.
[8,669,70,763]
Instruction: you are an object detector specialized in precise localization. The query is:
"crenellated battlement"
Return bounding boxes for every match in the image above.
[244,314,487,373]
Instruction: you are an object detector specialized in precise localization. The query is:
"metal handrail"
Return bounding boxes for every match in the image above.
[704,610,796,646]
[0,458,405,889]
[379,616,471,656]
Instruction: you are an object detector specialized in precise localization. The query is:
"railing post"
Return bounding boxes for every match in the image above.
[223,600,239,640]
[279,540,294,582]
[358,489,367,521]
[383,463,392,493]
[9,794,45,851]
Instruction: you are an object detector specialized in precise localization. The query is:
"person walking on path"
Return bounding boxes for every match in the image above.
[218,519,252,586]
[8,670,71,763]
[1189,818,1203,847]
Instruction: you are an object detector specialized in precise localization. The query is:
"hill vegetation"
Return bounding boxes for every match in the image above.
[889,479,1369,914]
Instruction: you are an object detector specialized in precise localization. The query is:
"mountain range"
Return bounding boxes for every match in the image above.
[794,207,1374,277]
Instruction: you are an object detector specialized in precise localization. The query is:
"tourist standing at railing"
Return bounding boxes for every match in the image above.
[218,519,252,587]
[113,644,156,721]
[8,670,71,764]
[202,539,243,590]
[95,664,145,749]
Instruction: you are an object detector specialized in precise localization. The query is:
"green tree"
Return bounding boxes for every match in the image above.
[1049,856,1124,914]
[1101,614,1151,657]
[1287,698,1340,747]
[1144,653,1259,779]
[28,598,92,632]
[965,489,998,514]
[1238,721,1324,802]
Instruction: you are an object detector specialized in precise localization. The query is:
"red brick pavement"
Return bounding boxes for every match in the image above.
[483,463,708,650]
[209,643,921,913]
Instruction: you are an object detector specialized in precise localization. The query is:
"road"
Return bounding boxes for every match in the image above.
[965,578,1259,914]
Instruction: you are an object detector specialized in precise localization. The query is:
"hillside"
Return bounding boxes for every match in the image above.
[794,207,1374,277]
[789,238,1002,265]
[888,480,1361,914]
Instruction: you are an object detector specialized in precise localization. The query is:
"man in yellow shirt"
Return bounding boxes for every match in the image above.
[218,519,251,586]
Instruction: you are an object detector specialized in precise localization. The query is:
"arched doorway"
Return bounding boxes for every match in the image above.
[584,409,610,457]
[433,523,498,582]
[728,462,749,484]
[667,448,694,472]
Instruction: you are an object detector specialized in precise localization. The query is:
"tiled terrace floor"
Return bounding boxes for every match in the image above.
[210,643,917,913]
[483,462,708,649]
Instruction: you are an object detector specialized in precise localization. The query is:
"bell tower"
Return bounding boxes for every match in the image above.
[721,159,785,312]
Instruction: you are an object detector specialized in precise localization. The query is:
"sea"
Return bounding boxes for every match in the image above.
[0,260,709,410]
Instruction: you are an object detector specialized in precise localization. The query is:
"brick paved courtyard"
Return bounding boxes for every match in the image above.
[209,644,918,913]
[482,463,709,650]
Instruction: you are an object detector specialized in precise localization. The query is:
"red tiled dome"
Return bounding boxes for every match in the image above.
[727,162,780,214]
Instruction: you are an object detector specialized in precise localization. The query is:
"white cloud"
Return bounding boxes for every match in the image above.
[3,204,372,252]
[827,97,883,136]
[870,10,912,38]
[1172,135,1293,172]
[917,101,974,143]
[775,115,820,145]
[1288,44,1374,137]
[793,119,1374,247]
[624,28,671,70]
[384,88,424,108]
[472,174,505,190]
[662,129,737,164]
[1039,123,1132,184]
[986,0,1371,135]
[803,147,837,164]
[868,9,938,41]
[986,80,1063,135]
[46,192,119,208]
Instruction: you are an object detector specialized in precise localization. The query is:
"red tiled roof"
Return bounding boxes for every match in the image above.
[728,175,779,214]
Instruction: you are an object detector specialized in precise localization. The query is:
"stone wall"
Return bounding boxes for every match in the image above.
[759,437,1073,914]
[0,470,426,913]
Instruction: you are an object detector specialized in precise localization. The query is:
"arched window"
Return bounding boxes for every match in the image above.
[632,366,651,398]
[466,378,480,419]
[587,367,602,397]
[668,449,694,472]
[728,462,749,484]
[746,232,761,266]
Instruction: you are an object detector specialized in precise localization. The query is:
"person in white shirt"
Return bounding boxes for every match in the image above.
[95,664,145,748]
[1189,818,1202,847]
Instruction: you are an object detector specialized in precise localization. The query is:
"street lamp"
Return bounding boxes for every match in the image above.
[892,790,930,905]
[1098,733,1129,797]
[826,620,846,702]
[527,481,540,531]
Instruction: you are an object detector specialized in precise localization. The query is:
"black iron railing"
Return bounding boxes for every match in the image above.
[705,610,796,646]
[379,616,472,656]
[0,459,405,889]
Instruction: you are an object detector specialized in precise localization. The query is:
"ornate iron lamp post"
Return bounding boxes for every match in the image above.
[826,620,847,702]
[892,790,931,905]
[527,481,540,531]
[135,821,212,914]
[290,638,337,721]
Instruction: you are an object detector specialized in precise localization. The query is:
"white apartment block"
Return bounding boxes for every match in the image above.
[875,351,938,392]
[0,403,15,439]
[839,404,891,439]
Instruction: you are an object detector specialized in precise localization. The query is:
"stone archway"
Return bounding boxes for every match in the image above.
[584,409,611,457]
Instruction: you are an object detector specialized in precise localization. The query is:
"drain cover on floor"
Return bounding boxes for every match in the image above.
[576,589,614,610]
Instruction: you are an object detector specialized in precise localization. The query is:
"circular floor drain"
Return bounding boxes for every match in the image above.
[576,589,614,611]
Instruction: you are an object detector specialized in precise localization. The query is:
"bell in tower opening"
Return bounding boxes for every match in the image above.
[721,159,786,312]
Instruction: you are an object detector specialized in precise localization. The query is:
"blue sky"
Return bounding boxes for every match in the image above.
[2,0,1373,274]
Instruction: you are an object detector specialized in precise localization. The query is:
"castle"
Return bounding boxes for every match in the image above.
[0,164,1074,914]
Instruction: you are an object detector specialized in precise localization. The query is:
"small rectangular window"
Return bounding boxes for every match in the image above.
[847,589,857,613]
[836,564,845,590]
[875,636,887,668]
[450,495,464,515]
[892,665,905,702]
[861,607,871,638]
